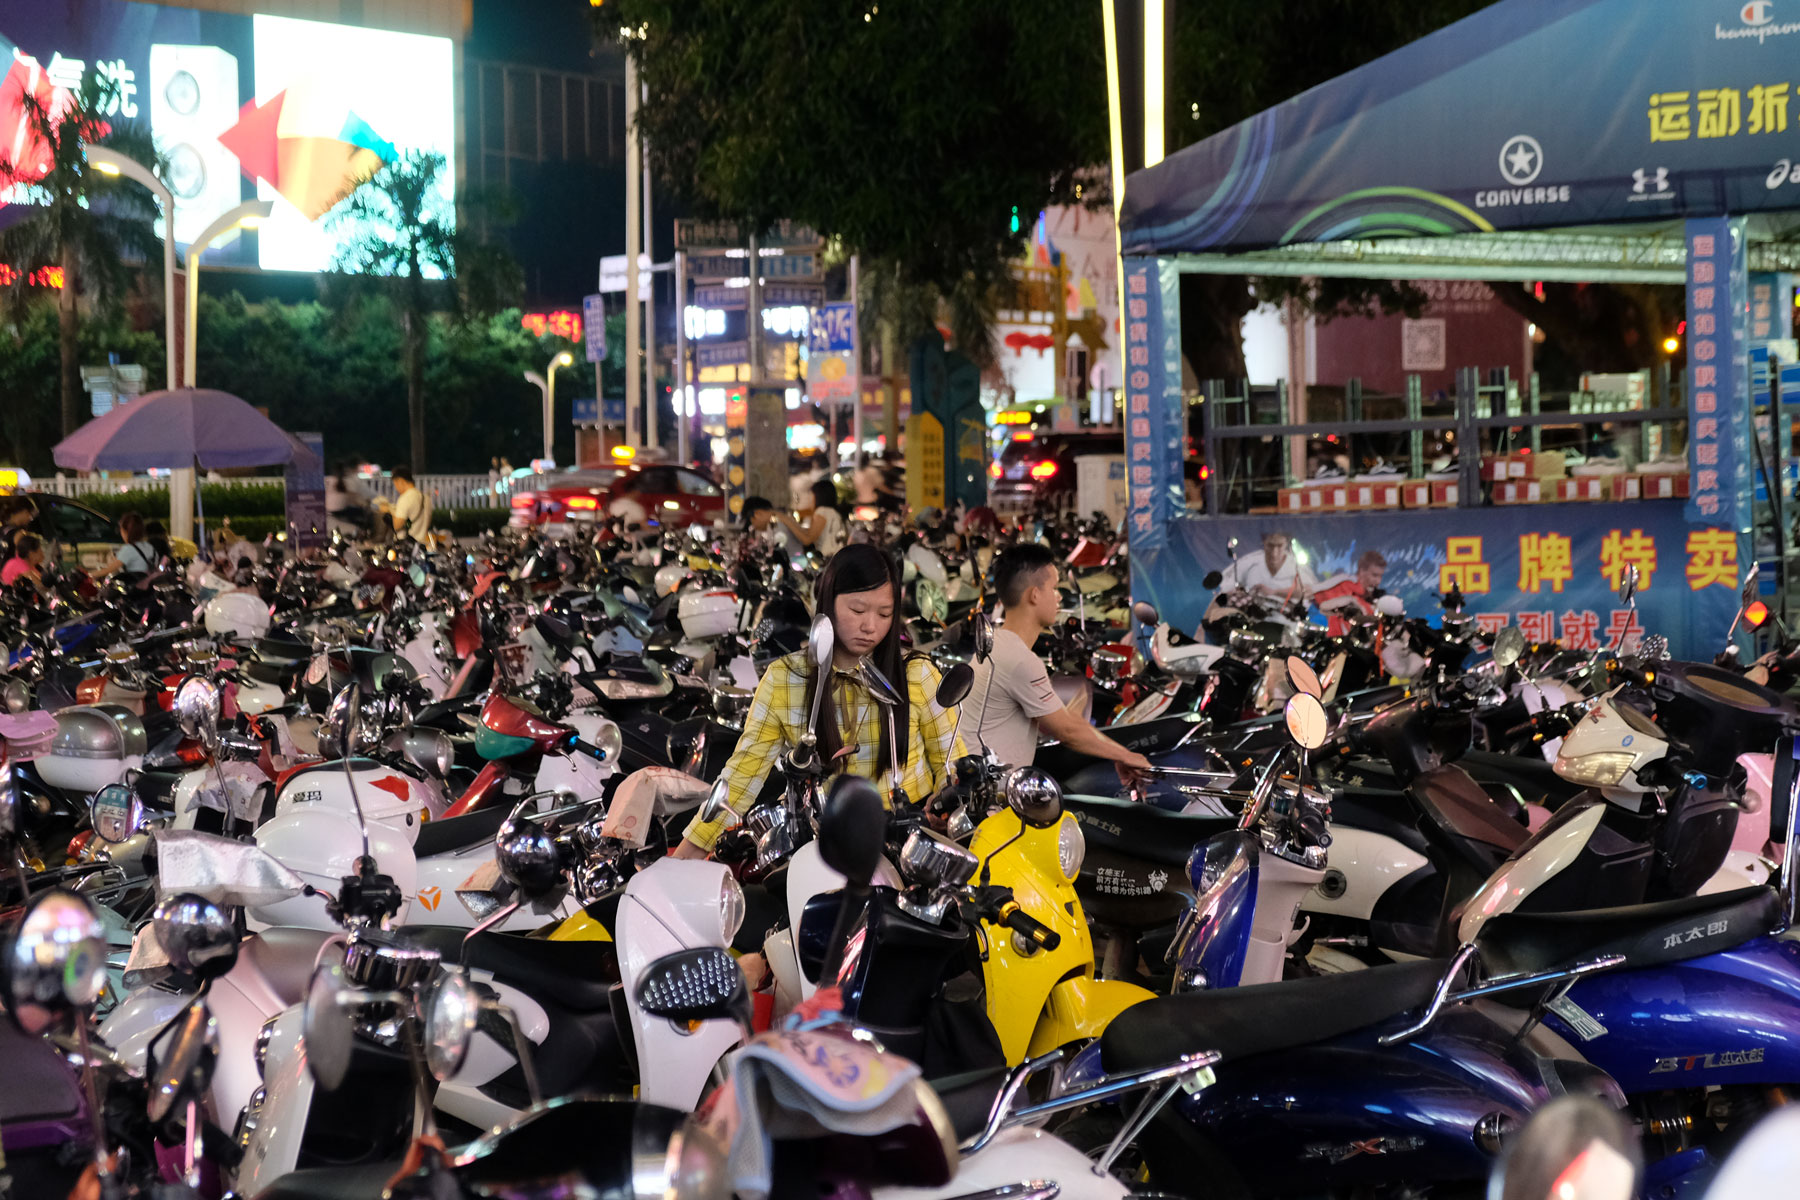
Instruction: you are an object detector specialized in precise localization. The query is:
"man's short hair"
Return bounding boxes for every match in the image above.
[1357,549,1388,571]
[1262,532,1290,546]
[392,465,415,484]
[995,543,1059,607]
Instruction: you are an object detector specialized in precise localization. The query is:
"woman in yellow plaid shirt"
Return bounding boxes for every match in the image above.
[672,543,964,857]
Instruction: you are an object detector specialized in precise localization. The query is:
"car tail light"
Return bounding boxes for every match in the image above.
[511,494,535,509]
[989,462,1002,479]
[566,496,598,510]
[1030,461,1059,480]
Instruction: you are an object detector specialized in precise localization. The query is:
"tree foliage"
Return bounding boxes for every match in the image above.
[328,150,524,470]
[0,72,164,438]
[605,0,1108,362]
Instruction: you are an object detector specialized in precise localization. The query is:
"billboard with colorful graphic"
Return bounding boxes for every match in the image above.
[0,0,454,273]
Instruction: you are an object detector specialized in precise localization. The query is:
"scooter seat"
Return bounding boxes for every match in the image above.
[397,926,619,1012]
[1099,958,1450,1075]
[1063,794,1235,868]
[411,803,510,858]
[251,1160,400,1200]
[1476,886,1780,978]
[929,1066,1010,1142]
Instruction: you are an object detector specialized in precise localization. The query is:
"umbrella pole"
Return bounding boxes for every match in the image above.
[194,457,206,554]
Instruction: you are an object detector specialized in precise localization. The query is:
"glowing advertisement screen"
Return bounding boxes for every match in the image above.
[0,0,455,274]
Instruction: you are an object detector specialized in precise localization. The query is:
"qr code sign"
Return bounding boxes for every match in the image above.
[1401,318,1447,371]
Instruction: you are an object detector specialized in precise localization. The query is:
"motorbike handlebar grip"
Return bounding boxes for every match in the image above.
[998,901,1062,952]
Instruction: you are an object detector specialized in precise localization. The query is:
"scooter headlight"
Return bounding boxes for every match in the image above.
[1057,814,1085,881]
[719,870,745,943]
[1554,750,1637,788]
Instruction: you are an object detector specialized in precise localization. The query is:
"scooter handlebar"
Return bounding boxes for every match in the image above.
[994,898,1061,952]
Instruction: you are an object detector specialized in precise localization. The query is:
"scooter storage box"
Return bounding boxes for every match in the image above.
[38,705,147,793]
[0,710,58,761]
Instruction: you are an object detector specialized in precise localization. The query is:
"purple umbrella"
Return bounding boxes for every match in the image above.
[52,388,318,472]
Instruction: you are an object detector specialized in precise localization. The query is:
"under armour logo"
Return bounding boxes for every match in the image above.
[1633,167,1670,195]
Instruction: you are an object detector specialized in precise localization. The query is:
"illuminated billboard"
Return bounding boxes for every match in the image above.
[0,0,455,273]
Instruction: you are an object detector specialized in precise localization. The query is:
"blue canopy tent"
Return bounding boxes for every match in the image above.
[1118,0,1800,659]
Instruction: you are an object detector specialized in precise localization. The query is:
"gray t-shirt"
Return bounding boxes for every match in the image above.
[963,627,1063,768]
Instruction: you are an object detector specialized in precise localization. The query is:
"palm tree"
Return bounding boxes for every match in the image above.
[330,150,521,471]
[0,72,164,438]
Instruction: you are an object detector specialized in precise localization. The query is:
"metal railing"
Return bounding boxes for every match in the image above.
[34,473,506,509]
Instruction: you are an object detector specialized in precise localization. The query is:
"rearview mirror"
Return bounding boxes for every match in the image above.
[807,614,834,669]
[1284,693,1330,751]
[324,682,361,759]
[1003,766,1064,827]
[6,890,108,1035]
[145,1003,219,1123]
[495,805,563,897]
[1202,571,1223,591]
[1493,625,1527,668]
[699,777,733,826]
[424,967,479,1082]
[1131,601,1159,626]
[172,676,222,751]
[817,776,886,888]
[90,783,146,845]
[1285,656,1322,699]
[302,963,354,1092]
[636,947,751,1029]
[935,663,975,708]
[972,611,996,662]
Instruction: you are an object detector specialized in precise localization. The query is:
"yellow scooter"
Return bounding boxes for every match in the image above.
[966,768,1155,1065]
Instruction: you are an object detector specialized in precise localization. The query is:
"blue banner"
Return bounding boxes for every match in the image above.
[1685,217,1752,530]
[1122,0,1800,254]
[1132,503,1743,664]
[1122,258,1184,558]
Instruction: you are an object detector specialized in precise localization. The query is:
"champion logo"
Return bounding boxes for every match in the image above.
[1743,0,1774,25]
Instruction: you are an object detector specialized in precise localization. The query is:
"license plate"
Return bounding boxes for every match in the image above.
[1004,465,1026,480]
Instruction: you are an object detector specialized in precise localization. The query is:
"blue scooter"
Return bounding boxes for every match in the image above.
[1058,692,1625,1195]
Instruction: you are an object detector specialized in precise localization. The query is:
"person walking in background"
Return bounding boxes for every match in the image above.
[98,512,158,578]
[1,495,36,556]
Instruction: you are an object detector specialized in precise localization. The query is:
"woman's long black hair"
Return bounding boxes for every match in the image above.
[806,543,910,775]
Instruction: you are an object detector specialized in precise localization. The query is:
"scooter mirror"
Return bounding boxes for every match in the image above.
[1284,693,1330,751]
[1202,571,1223,591]
[0,674,28,713]
[807,614,835,670]
[302,963,354,1092]
[973,611,996,662]
[6,891,107,1035]
[698,778,733,826]
[1492,625,1527,668]
[1226,536,1240,556]
[424,967,479,1082]
[151,893,239,981]
[636,946,752,1029]
[386,727,454,779]
[172,676,222,749]
[1618,563,1639,605]
[1002,766,1064,828]
[0,759,19,837]
[324,682,361,760]
[1284,656,1322,699]
[145,1002,219,1124]
[817,775,887,888]
[90,782,146,845]
[1131,601,1159,626]
[858,659,903,708]
[935,663,975,708]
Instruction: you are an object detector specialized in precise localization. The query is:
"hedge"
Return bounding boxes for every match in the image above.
[75,484,287,521]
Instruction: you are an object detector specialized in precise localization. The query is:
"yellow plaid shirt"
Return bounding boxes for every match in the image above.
[682,651,965,852]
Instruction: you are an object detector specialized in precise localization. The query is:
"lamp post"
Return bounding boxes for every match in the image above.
[88,147,187,538]
[525,351,575,466]
[184,200,274,387]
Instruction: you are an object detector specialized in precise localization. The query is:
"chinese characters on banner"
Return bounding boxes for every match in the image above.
[1684,217,1750,531]
[520,311,581,342]
[1120,258,1184,558]
[1134,505,1743,665]
[1748,274,1795,342]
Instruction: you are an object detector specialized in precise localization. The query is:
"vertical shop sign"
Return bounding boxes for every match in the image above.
[285,432,327,549]
[1684,217,1751,531]
[1122,258,1183,556]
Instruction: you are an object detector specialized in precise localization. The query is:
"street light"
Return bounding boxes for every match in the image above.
[185,200,275,387]
[87,147,176,391]
[528,351,574,465]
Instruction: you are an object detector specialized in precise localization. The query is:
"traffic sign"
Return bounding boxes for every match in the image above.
[676,218,822,251]
[687,251,820,283]
[582,295,607,363]
[693,285,747,309]
[696,341,749,368]
[810,302,856,353]
[571,395,598,423]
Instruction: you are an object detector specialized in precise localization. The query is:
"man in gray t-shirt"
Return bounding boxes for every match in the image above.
[964,544,1152,780]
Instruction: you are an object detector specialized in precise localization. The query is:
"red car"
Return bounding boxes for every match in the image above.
[508,464,726,529]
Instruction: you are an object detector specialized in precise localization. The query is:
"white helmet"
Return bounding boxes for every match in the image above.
[679,588,740,640]
[204,591,272,639]
[654,564,688,597]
